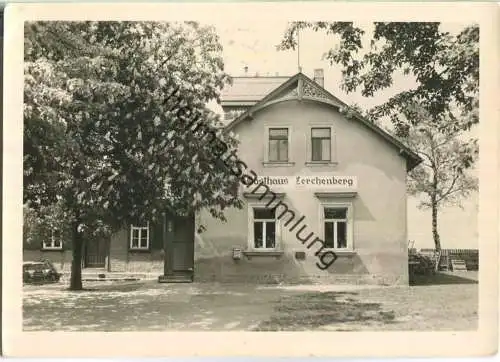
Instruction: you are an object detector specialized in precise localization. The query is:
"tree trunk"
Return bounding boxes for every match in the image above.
[69,219,83,290]
[431,198,442,251]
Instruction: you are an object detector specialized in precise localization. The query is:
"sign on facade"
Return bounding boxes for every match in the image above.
[250,176,358,190]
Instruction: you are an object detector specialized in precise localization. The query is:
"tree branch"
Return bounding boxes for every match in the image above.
[434,132,456,149]
[417,150,435,168]
[438,185,474,200]
[436,172,460,203]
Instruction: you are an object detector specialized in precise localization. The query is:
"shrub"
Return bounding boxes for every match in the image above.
[409,251,436,278]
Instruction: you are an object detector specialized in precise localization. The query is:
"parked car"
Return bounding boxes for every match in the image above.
[23,260,62,284]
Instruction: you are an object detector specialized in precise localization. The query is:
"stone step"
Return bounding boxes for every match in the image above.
[59,272,159,282]
[158,273,193,283]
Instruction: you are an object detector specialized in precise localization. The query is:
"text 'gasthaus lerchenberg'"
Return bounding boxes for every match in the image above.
[251,175,357,188]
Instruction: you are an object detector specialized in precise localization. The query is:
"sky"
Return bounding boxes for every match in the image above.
[209,20,478,250]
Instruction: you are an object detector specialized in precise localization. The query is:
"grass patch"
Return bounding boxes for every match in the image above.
[410,272,479,286]
[255,291,396,331]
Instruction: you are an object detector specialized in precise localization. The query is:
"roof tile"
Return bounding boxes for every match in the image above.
[221,76,290,103]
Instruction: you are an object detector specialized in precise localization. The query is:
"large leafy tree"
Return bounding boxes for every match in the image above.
[278,22,479,137]
[23,203,66,249]
[405,106,478,251]
[24,21,243,290]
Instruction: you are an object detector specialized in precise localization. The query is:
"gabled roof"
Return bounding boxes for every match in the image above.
[224,72,422,171]
[221,76,290,106]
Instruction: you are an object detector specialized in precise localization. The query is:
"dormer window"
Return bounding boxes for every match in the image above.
[311,127,331,162]
[268,128,289,162]
[307,125,337,165]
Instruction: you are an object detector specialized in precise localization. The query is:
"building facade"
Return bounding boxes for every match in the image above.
[23,211,194,281]
[195,70,421,285]
[23,69,421,285]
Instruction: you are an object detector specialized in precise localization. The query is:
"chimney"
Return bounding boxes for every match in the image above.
[313,69,324,88]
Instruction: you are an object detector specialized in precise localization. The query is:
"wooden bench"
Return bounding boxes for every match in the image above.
[451,259,468,271]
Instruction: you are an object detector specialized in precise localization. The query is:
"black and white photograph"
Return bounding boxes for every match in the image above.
[3,1,498,358]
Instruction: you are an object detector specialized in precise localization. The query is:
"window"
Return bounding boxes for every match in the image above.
[130,223,150,250]
[253,208,276,249]
[323,207,348,249]
[42,228,63,250]
[268,128,289,162]
[311,127,331,161]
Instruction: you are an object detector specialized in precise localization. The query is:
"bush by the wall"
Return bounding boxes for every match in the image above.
[409,251,436,281]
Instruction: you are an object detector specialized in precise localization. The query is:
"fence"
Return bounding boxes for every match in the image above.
[420,248,479,271]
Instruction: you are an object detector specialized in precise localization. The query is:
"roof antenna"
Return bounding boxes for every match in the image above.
[297,27,302,73]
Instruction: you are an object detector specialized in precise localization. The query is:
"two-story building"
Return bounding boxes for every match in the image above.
[195,69,421,285]
[23,69,421,285]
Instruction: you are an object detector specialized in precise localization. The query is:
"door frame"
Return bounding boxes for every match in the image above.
[83,236,110,269]
[163,212,195,278]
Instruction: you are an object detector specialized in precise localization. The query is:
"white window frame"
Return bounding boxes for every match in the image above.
[247,202,280,251]
[129,222,150,250]
[42,228,64,250]
[319,202,354,251]
[264,125,292,163]
[307,124,337,164]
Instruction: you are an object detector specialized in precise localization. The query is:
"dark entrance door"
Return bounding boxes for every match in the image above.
[160,213,195,283]
[84,237,108,268]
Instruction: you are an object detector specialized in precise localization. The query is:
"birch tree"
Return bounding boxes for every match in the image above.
[405,108,478,250]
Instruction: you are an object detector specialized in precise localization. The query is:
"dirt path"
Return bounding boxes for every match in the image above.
[24,274,478,331]
[23,281,285,331]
